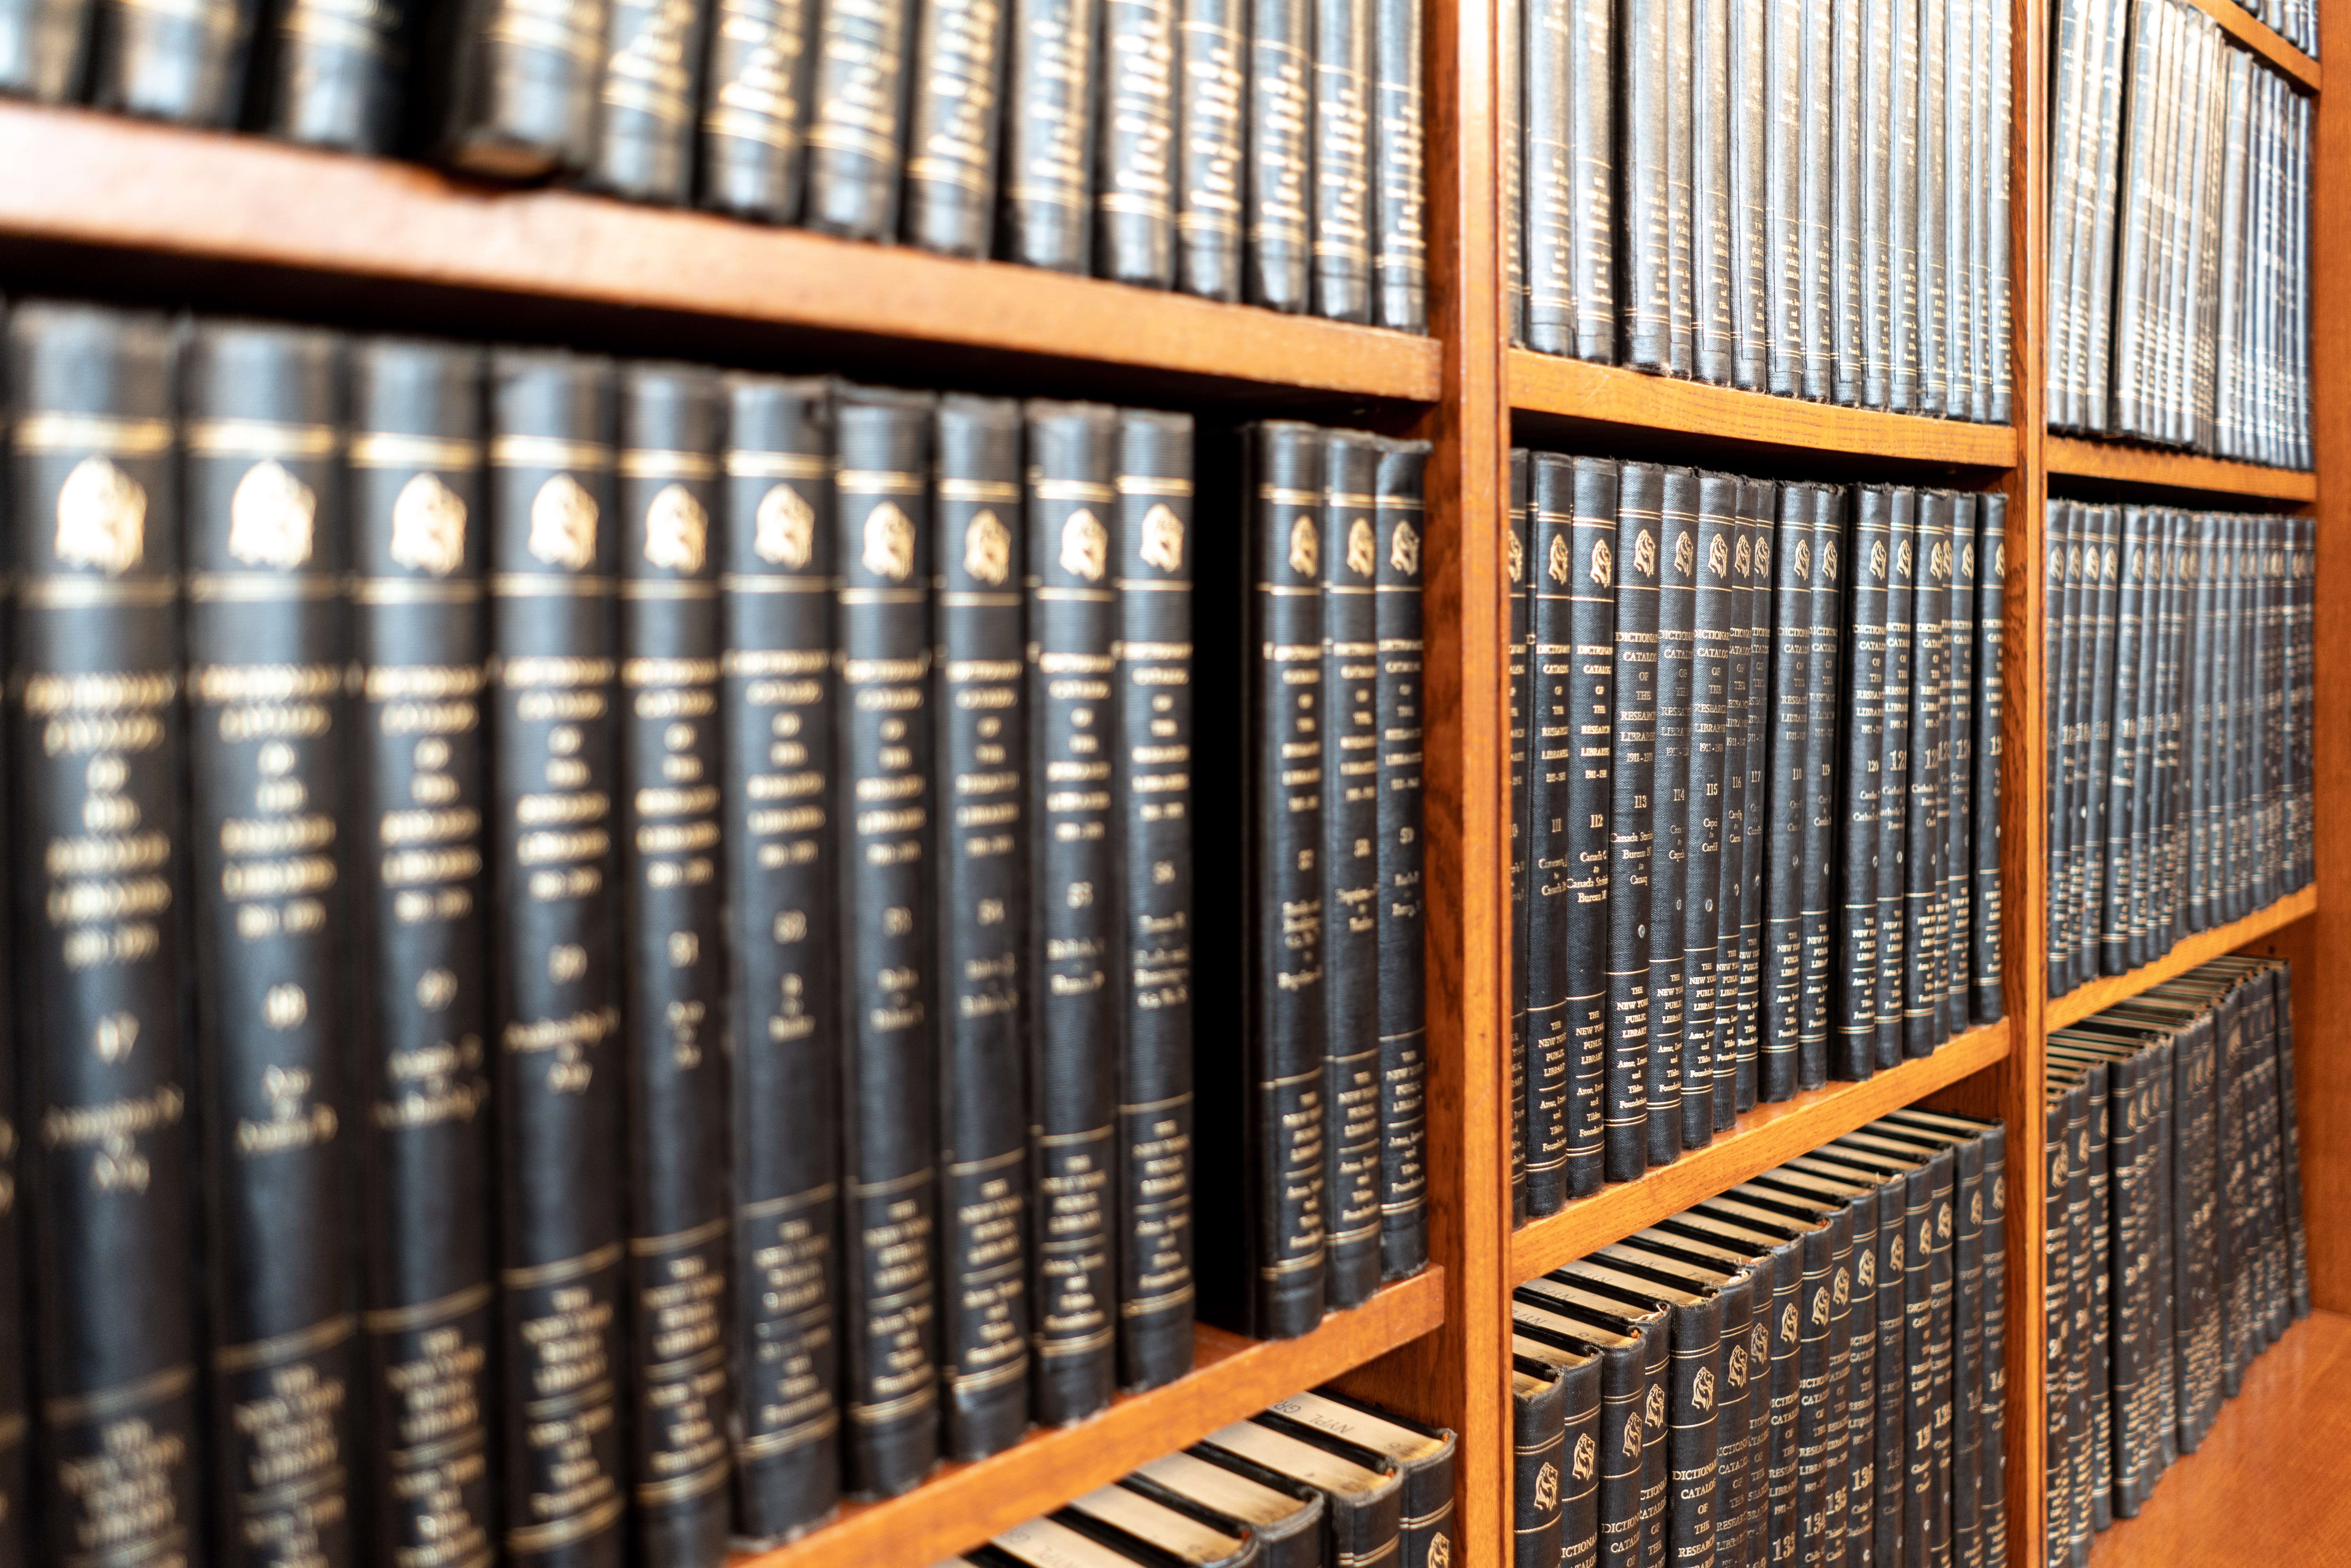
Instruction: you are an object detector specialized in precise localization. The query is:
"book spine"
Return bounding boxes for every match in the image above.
[347,339,499,1568]
[1509,453,1531,1222]
[1560,1354,1604,1568]
[1371,0,1427,328]
[182,324,361,1568]
[832,388,942,1493]
[1798,487,1844,1087]
[1001,0,1097,268]
[1113,409,1201,1374]
[1635,1315,1669,1568]
[1566,458,1622,1198]
[1734,484,1772,1113]
[1665,0,1694,376]
[1928,497,1959,1041]
[587,0,708,201]
[1647,470,1698,1162]
[1986,0,2011,424]
[1840,1190,1881,1568]
[2105,511,2142,974]
[1605,465,1662,1182]
[901,0,1008,253]
[1680,473,1736,1147]
[1502,0,1525,345]
[87,0,249,122]
[1790,1222,1832,1565]
[1249,0,1315,310]
[613,365,734,1568]
[1310,0,1374,318]
[486,350,631,1563]
[1900,1156,1937,1568]
[1942,496,1974,1038]
[1571,0,1618,360]
[803,0,916,236]
[252,0,408,150]
[1902,494,1948,1058]
[698,0,813,220]
[1950,1134,1987,1566]
[1619,0,1670,369]
[1916,0,1948,414]
[1832,489,1888,1080]
[1874,492,1913,1069]
[1831,0,1863,404]
[1513,1366,1571,1568]
[1710,486,1753,1129]
[1095,0,1179,284]
[1712,1273,1756,1568]
[1761,484,1810,1102]
[1981,1124,2009,1564]
[1668,1298,1727,1568]
[1886,0,1917,408]
[1859,0,1891,404]
[0,0,89,97]
[11,305,202,1568]
[929,396,1033,1452]
[1729,0,1766,385]
[718,375,844,1541]
[1374,441,1432,1269]
[1971,495,2004,1024]
[1174,0,1246,300]
[1525,0,1576,356]
[1763,0,1801,394]
[1797,0,1832,399]
[1693,0,1733,382]
[1527,457,1578,1215]
[434,0,606,175]
[1762,1237,1801,1568]
[0,511,18,1563]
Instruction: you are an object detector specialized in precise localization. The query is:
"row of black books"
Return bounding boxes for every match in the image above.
[938,1390,1458,1568]
[2043,955,2309,1568]
[1504,0,2015,422]
[2227,0,2317,56]
[0,0,1429,330]
[0,299,1429,1568]
[1504,457,2006,1220]
[1510,1109,2011,1568]
[2048,0,2312,466]
[2042,504,2312,1002]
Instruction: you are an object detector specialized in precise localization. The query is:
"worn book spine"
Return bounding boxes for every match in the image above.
[1761,483,1811,1102]
[1525,0,1575,356]
[1986,0,2011,424]
[1309,0,1373,318]
[1693,0,1733,382]
[1374,441,1432,1267]
[1671,1293,1728,1568]
[1372,0,1427,328]
[1971,495,2004,1024]
[1733,486,1772,1113]
[1526,456,1578,1215]
[1798,486,1843,1088]
[1914,0,1947,414]
[1646,469,1698,1163]
[718,375,843,1541]
[1886,0,1917,409]
[697,0,813,221]
[802,0,915,236]
[612,364,734,1568]
[1680,473,1736,1147]
[0,432,21,1567]
[346,339,500,1568]
[1509,453,1531,1222]
[1172,0,1245,298]
[1763,0,1801,394]
[1567,458,1622,1197]
[1513,1362,1572,1568]
[181,323,360,1568]
[1728,0,1767,386]
[1832,489,1888,1081]
[832,388,942,1493]
[1858,0,1892,404]
[249,0,409,150]
[1619,0,1670,370]
[585,0,707,201]
[1502,0,1524,345]
[1249,0,1315,310]
[10,305,201,1568]
[1709,488,1752,1128]
[1942,496,1974,1039]
[1606,464,1662,1181]
[1001,0,1097,267]
[485,349,631,1562]
[433,0,608,175]
[1902,493,1948,1058]
[1875,489,1913,1069]
[900,0,1008,252]
[1797,0,1832,399]
[1664,0,1694,377]
[1571,0,1618,360]
[1113,409,1201,1375]
[1831,0,1862,404]
[1096,0,1179,283]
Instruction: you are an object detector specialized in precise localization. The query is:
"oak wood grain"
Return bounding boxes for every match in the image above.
[2044,434,2319,503]
[2043,887,2318,1030]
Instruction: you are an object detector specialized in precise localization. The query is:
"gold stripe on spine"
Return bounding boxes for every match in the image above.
[500,1240,625,1289]
[361,1281,497,1335]
[489,573,617,596]
[718,573,833,593]
[187,573,345,602]
[42,1363,197,1426]
[1029,478,1115,502]
[350,432,482,469]
[616,449,720,480]
[489,434,612,469]
[1257,485,1319,504]
[736,1181,838,1218]
[354,579,484,605]
[735,1408,841,1457]
[13,412,173,454]
[20,577,177,607]
[619,580,717,601]
[833,469,925,494]
[627,1214,731,1254]
[214,1312,358,1374]
[505,1495,627,1554]
[723,451,828,479]
[936,478,1020,502]
[847,1385,938,1425]
[184,420,338,458]
[1116,476,1195,495]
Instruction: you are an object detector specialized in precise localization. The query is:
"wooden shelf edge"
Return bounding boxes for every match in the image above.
[0,102,1443,403]
[2045,884,2317,1030]
[2181,0,2322,90]
[1507,350,2021,467]
[1506,1019,2014,1285]
[2045,434,2319,502]
[731,1269,1446,1568]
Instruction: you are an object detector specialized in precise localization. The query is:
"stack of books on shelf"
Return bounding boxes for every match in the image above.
[2048,0,2312,466]
[0,0,1428,329]
[1510,1110,2009,1568]
[1506,0,2014,421]
[1506,457,2005,1219]
[2042,504,2312,1000]
[0,301,1429,1568]
[2044,955,2311,1566]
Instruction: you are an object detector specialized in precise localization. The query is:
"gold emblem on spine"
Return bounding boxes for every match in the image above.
[754,484,815,568]
[1589,539,1613,587]
[643,483,708,573]
[1728,1343,1748,1387]
[1345,516,1375,578]
[1572,1431,1597,1482]
[1643,1382,1665,1430]
[1793,536,1811,581]
[1140,504,1185,573]
[1870,538,1888,579]
[1708,534,1729,576]
[228,460,317,569]
[1632,528,1655,578]
[861,501,916,581]
[1754,535,1771,575]
[1389,519,1420,575]
[1673,529,1693,575]
[964,510,1012,585]
[1823,538,1840,582]
[390,473,468,576]
[54,455,147,575]
[1291,514,1320,577]
[1622,1409,1643,1460]
[1533,1461,1559,1511]
[1693,1365,1716,1412]
[529,474,600,570]
[1897,537,1914,576]
[1961,541,1975,580]
[1547,532,1569,585]
[1059,508,1109,581]
[1734,535,1753,576]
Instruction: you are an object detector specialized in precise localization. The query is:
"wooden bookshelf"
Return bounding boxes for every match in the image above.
[2045,886,2319,1030]
[1508,1021,2014,1284]
[730,1273,1446,1568]
[2044,434,2319,502]
[2181,0,2322,90]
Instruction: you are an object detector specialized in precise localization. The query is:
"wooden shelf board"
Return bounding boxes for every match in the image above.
[0,103,1441,404]
[2181,0,2321,91]
[730,1269,1445,1568]
[2083,1311,2351,1567]
[2045,884,2316,1031]
[1507,1019,2013,1284]
[2045,434,2318,503]
[1508,350,2020,469]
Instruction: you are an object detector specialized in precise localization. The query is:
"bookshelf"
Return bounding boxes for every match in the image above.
[0,0,2338,1542]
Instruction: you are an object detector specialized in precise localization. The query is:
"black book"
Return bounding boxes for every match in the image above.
[1060,1484,1255,1568]
[1508,451,1531,1222]
[249,0,408,149]
[1797,487,1842,1088]
[1830,488,1888,1081]
[1709,484,1752,1129]
[1513,1302,1644,1568]
[1858,0,1891,404]
[1025,402,1121,1417]
[1114,409,1200,1379]
[1564,458,1621,1198]
[0,0,85,97]
[1835,1131,1952,1565]
[1941,496,1974,1040]
[1761,0,1799,394]
[1679,473,1735,1148]
[718,374,844,1541]
[1971,495,2004,1024]
[1796,0,1831,400]
[1310,0,1373,319]
[1371,0,1428,330]
[1647,469,1698,1164]
[1248,0,1314,311]
[433,0,604,176]
[1264,1390,1457,1568]
[86,0,246,121]
[1375,440,1432,1270]
[1692,0,1732,383]
[1525,0,1576,358]
[1525,455,1577,1215]
[1096,0,1180,284]
[805,0,916,237]
[1130,1449,1327,1568]
[931,395,1034,1456]
[1885,0,1916,410]
[2103,510,2143,975]
[181,322,359,1568]
[484,350,631,1564]
[1760,482,1811,1103]
[1913,0,1946,415]
[1830,0,1861,404]
[1901,492,1947,1059]
[611,365,733,1568]
[586,0,708,202]
[11,305,202,1568]
[1501,0,1523,345]
[1728,0,1765,387]
[1196,423,1325,1337]
[1732,484,1771,1114]
[1515,1284,1669,1568]
[0,425,18,1568]
[1873,489,1912,1070]
[1001,0,1096,267]
[1618,0,1669,370]
[1201,1417,1404,1568]
[2042,503,2071,999]
[1511,1356,1573,1568]
[1571,0,1618,363]
[1663,0,1692,377]
[346,338,500,1568]
[831,387,941,1494]
[697,0,814,222]
[901,0,1010,253]
[1604,465,1661,1181]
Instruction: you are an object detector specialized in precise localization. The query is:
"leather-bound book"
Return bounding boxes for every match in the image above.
[802,0,914,238]
[182,320,359,1568]
[1831,488,1888,1082]
[346,336,499,1568]
[1727,0,1765,388]
[1901,493,1947,1059]
[697,0,813,222]
[1525,0,1575,357]
[1618,0,1669,370]
[0,0,88,97]
[1369,0,1424,330]
[585,0,707,200]
[1112,408,1200,1377]
[1708,482,1752,1128]
[1797,486,1844,1087]
[1831,0,1861,404]
[1513,1299,1646,1568]
[1510,1353,1573,1568]
[900,0,1007,252]
[1516,1279,1669,1568]
[1663,0,1692,377]
[1796,0,1831,399]
[485,347,629,1564]
[1309,0,1372,319]
[1096,0,1178,283]
[1692,0,1732,383]
[1508,450,1529,1220]
[1129,1448,1326,1568]
[718,374,842,1541]
[1247,0,1314,310]
[10,302,202,1568]
[86,0,250,122]
[1263,1390,1456,1568]
[249,0,409,149]
[1873,490,1913,1069]
[1057,1483,1256,1567]
[1644,468,1697,1164]
[1729,483,1770,1115]
[1199,1417,1403,1568]
[1603,465,1661,1182]
[1525,454,1579,1214]
[613,365,733,1567]
[1563,456,1619,1198]
[1175,0,1247,299]
[433,0,606,176]
[1678,472,1735,1147]
[1761,0,1800,394]
[1760,482,1812,1102]
[1374,439,1432,1268]
[1569,0,1615,363]
[1970,497,2003,1024]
